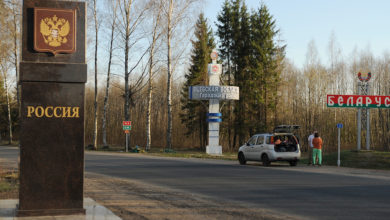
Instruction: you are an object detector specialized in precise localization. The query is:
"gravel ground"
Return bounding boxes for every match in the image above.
[0,157,18,199]
[85,172,299,220]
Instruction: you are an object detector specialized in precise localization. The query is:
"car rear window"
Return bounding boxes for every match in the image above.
[271,135,298,145]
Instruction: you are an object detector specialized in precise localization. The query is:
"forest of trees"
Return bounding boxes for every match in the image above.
[0,0,390,153]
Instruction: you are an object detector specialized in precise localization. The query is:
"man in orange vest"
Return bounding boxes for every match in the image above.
[312,132,323,166]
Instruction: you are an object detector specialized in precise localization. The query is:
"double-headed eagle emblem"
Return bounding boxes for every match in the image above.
[34,7,76,55]
[40,15,70,47]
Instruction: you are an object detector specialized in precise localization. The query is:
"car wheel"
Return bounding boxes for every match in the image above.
[238,152,247,165]
[289,160,297,166]
[262,154,270,166]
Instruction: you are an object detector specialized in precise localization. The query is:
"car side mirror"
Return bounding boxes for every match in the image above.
[246,142,250,146]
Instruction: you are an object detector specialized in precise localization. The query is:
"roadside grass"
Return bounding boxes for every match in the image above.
[143,150,237,161]
[92,145,390,170]
[299,150,390,170]
[91,145,238,160]
[0,141,19,147]
[0,171,18,194]
[0,181,13,191]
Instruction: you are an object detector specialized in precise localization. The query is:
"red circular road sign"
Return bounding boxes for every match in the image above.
[210,51,218,60]
[212,65,219,72]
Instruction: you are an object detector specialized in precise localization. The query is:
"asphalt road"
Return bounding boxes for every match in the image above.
[0,146,18,161]
[2,146,390,220]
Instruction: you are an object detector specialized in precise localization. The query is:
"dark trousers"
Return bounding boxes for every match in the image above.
[308,147,313,164]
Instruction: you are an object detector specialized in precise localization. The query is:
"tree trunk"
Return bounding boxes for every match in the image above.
[146,68,152,150]
[102,0,118,147]
[227,55,233,150]
[12,4,19,108]
[124,1,132,150]
[93,0,99,150]
[146,0,163,151]
[166,0,173,150]
[3,72,12,144]
[146,48,154,151]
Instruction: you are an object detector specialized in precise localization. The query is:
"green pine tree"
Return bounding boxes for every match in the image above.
[216,0,233,67]
[216,1,285,147]
[235,1,252,144]
[180,13,215,149]
[217,0,253,146]
[216,0,235,149]
[249,4,285,132]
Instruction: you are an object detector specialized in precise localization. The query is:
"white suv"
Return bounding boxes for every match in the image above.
[238,125,301,166]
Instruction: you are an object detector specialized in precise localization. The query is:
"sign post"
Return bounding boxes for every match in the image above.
[327,72,372,151]
[126,133,129,152]
[207,51,222,155]
[359,72,371,151]
[337,123,343,167]
[123,121,131,152]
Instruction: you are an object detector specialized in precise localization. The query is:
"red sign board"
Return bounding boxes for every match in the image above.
[327,95,390,108]
[208,64,222,75]
[123,121,131,126]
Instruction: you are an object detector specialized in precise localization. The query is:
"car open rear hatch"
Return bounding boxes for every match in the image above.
[273,125,300,152]
[273,125,300,134]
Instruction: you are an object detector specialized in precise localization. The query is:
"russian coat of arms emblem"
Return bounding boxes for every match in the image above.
[34,8,76,55]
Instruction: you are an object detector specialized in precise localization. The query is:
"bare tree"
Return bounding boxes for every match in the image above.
[146,0,164,151]
[163,0,199,150]
[1,0,14,144]
[118,0,151,149]
[165,0,173,150]
[6,0,20,107]
[0,62,13,144]
[102,0,119,147]
[91,0,100,150]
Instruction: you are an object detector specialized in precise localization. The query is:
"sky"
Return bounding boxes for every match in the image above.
[203,0,390,68]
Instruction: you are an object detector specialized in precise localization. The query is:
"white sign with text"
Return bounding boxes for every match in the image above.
[189,86,239,100]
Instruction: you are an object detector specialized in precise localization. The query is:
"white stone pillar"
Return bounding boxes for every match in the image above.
[206,51,222,155]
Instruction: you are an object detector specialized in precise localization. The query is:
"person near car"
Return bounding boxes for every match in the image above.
[312,132,323,166]
[274,138,281,145]
[307,131,316,165]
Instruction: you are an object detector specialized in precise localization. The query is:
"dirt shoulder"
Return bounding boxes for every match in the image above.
[0,156,18,199]
[85,172,298,220]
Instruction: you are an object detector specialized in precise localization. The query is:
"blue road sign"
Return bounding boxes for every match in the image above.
[337,123,343,128]
[207,113,222,117]
[207,118,222,123]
